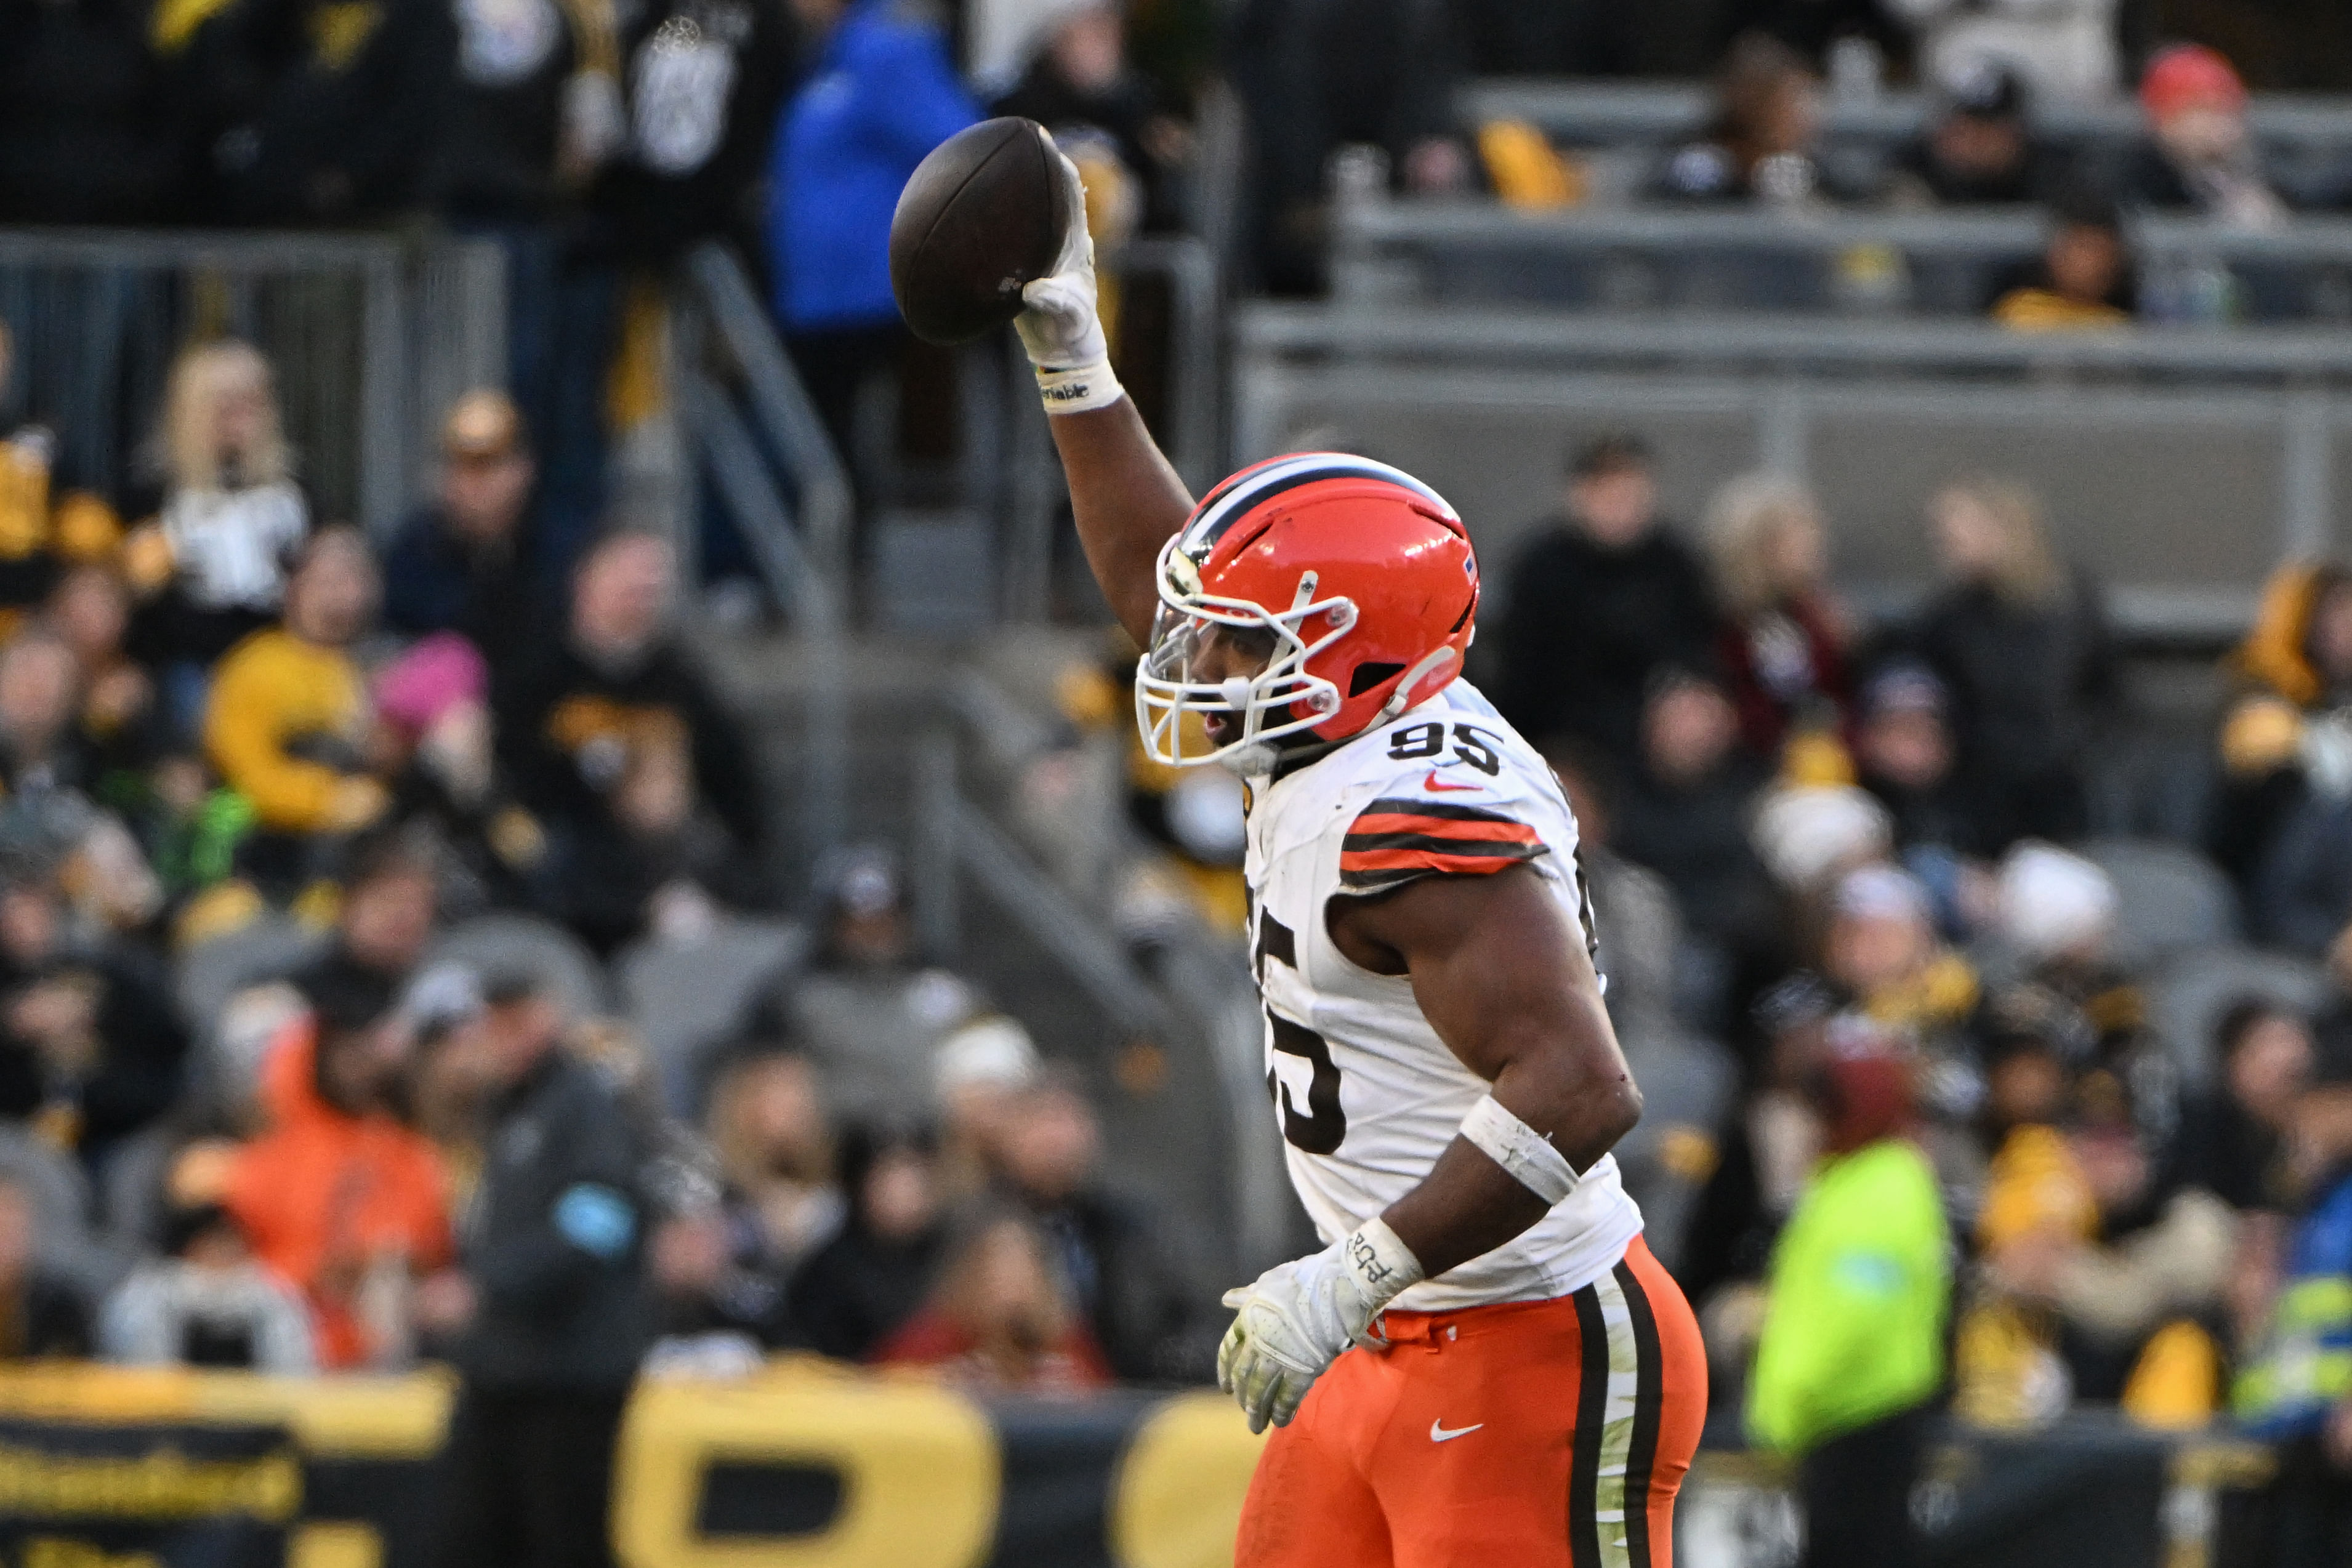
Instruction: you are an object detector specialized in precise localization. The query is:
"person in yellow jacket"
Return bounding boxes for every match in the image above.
[2214,559,2352,894]
[0,322,123,629]
[203,528,389,839]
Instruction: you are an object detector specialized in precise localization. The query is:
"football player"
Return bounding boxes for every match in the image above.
[1011,146,1706,1567]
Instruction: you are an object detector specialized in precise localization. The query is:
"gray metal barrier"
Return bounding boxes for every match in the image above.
[1331,194,2352,318]
[1462,77,2352,155]
[669,243,851,871]
[1236,302,2352,638]
[0,229,502,533]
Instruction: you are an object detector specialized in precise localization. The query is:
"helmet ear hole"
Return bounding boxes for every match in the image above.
[1348,661,1405,698]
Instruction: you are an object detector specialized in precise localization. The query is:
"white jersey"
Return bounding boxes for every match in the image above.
[1246,678,1643,1312]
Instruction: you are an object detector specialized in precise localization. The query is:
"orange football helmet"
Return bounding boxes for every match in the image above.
[1137,454,1480,771]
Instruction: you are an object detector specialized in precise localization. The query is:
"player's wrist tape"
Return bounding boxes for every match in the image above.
[1342,1218,1424,1311]
[1460,1095,1579,1205]
[1034,358,1125,416]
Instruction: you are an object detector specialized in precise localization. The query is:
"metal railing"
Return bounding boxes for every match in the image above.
[1331,194,2352,317]
[1236,301,2352,639]
[670,243,850,869]
[0,228,502,532]
[1462,77,2352,152]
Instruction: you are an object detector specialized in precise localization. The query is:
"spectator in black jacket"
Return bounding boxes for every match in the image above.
[1909,477,2117,849]
[994,1072,1198,1383]
[382,391,539,667]
[0,0,179,224]
[422,975,654,1568]
[495,526,767,895]
[1612,669,1782,1032]
[0,860,189,1175]
[1853,660,2004,865]
[176,0,454,223]
[2172,1000,2312,1213]
[994,0,1190,233]
[792,1119,945,1360]
[1884,63,2058,207]
[1494,433,1722,771]
[595,0,795,262]
[2251,789,2352,959]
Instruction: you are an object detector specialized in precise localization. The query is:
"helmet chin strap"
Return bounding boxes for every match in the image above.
[1374,647,1460,724]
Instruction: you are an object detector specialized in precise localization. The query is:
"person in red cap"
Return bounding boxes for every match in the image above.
[2120,43,2287,227]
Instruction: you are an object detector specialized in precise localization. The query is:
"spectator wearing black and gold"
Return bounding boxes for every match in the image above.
[1883,64,2057,209]
[1961,1064,2234,1427]
[151,0,454,224]
[0,856,190,1173]
[1989,190,2137,332]
[202,527,388,858]
[0,324,124,632]
[382,391,539,669]
[50,566,166,800]
[1994,843,2172,1152]
[126,339,310,680]
[2213,560,2352,896]
[494,526,765,903]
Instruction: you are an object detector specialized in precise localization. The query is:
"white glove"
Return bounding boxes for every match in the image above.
[1015,140,1123,416]
[1217,1220,1424,1433]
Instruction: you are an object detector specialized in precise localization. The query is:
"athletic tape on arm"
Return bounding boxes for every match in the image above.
[1459,1095,1578,1205]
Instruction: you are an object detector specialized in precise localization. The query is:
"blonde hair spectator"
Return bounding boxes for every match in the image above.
[1707,473,1829,619]
[1929,476,2061,606]
[162,340,290,494]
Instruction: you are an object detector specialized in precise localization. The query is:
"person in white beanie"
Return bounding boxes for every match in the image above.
[933,1016,1042,1197]
[1752,784,1896,895]
[1997,842,2117,968]
[1996,841,2175,1154]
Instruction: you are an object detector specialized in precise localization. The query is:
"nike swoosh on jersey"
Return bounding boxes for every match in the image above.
[1429,1420,1484,1442]
[1422,770,1482,793]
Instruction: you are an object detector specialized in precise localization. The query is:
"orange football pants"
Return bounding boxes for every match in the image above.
[1235,1235,1706,1568]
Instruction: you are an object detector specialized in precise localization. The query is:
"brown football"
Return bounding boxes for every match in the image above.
[889,117,1071,347]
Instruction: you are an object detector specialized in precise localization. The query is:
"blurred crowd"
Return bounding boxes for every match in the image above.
[1482,430,2352,1562]
[0,310,1207,1556]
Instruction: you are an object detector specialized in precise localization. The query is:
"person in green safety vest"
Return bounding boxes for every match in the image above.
[1747,1026,1952,1568]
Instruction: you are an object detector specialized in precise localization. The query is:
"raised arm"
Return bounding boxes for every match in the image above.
[1015,144,1194,646]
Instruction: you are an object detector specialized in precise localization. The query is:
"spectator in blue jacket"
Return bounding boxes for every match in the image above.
[765,0,978,496]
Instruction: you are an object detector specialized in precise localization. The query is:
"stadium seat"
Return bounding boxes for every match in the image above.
[425,913,610,1023]
[2082,737,2217,848]
[616,917,807,1116]
[2079,838,2241,970]
[2146,945,2330,1091]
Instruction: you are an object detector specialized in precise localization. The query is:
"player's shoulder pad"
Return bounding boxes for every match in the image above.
[1329,703,1555,896]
